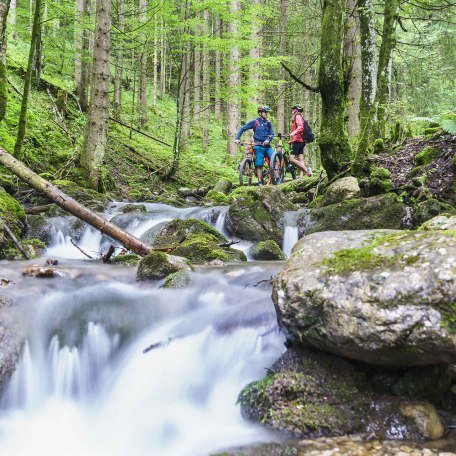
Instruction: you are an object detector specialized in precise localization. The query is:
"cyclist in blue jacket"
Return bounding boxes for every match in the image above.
[235,106,275,186]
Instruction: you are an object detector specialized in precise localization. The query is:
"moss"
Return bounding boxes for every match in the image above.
[370,166,391,180]
[422,127,442,136]
[0,189,26,238]
[414,146,440,166]
[121,204,147,214]
[205,189,229,205]
[111,254,142,265]
[137,251,190,281]
[163,270,191,289]
[369,167,393,194]
[250,240,286,260]
[373,138,385,153]
[0,60,7,122]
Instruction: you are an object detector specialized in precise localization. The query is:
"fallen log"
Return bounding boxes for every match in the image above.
[0,148,153,257]
[24,204,54,214]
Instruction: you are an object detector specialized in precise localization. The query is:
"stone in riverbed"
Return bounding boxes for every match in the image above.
[399,402,445,439]
[250,240,286,261]
[136,252,192,281]
[273,229,456,367]
[419,213,456,231]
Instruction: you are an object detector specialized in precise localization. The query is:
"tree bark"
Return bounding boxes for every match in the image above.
[249,0,261,107]
[318,0,351,179]
[0,0,11,122]
[159,18,166,97]
[14,0,42,159]
[202,9,210,151]
[193,11,201,124]
[81,0,111,190]
[227,0,241,156]
[0,148,153,256]
[374,0,398,138]
[180,1,190,148]
[344,0,361,138]
[78,0,91,112]
[277,0,287,135]
[138,0,148,127]
[7,0,15,38]
[113,0,125,116]
[214,15,221,121]
[74,0,83,88]
[152,14,158,107]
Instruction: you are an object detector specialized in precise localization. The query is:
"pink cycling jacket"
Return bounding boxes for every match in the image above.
[290,114,304,143]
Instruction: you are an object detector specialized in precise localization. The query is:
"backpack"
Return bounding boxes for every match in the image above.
[300,116,315,143]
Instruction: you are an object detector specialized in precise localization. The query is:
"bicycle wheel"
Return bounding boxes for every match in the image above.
[270,152,285,185]
[239,157,253,186]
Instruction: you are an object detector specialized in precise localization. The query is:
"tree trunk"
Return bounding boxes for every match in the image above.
[214,15,221,121]
[152,14,158,107]
[193,11,201,124]
[318,0,351,180]
[249,0,261,107]
[202,9,210,151]
[138,0,148,127]
[78,0,91,112]
[374,0,398,138]
[227,0,241,156]
[0,148,153,256]
[74,0,83,88]
[7,0,15,38]
[0,0,11,122]
[80,0,111,190]
[344,0,361,138]
[14,0,42,159]
[159,18,166,97]
[277,0,287,135]
[180,1,190,148]
[113,0,125,116]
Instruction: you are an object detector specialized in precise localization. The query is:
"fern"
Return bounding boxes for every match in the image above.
[439,112,456,135]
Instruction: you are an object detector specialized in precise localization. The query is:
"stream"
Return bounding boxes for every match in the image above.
[0,203,296,455]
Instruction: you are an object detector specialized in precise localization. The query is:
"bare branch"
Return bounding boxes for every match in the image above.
[280,61,320,93]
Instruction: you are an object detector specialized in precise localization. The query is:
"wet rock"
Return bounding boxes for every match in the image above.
[205,190,230,205]
[153,219,246,263]
[25,214,54,244]
[399,402,445,439]
[0,189,26,258]
[139,221,168,245]
[163,270,192,289]
[120,203,147,214]
[0,278,14,287]
[225,186,296,244]
[318,176,360,207]
[298,193,409,235]
[250,240,286,261]
[419,214,456,231]
[414,199,456,227]
[136,252,192,281]
[273,230,456,367]
[111,254,142,266]
[238,348,423,440]
[22,265,67,278]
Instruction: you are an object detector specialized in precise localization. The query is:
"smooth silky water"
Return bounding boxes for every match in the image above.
[0,203,295,455]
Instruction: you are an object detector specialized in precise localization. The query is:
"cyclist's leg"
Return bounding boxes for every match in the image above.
[290,143,310,176]
[254,146,266,183]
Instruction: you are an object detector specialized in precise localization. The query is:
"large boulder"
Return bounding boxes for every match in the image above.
[420,213,456,231]
[273,230,456,367]
[136,252,192,281]
[238,348,425,440]
[318,176,360,207]
[414,198,456,227]
[225,186,295,244]
[250,240,286,261]
[299,193,409,236]
[153,219,246,263]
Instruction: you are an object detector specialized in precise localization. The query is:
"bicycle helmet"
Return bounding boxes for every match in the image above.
[292,104,303,112]
[257,105,272,114]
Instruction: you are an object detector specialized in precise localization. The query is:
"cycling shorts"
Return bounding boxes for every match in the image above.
[253,145,274,167]
[291,142,305,156]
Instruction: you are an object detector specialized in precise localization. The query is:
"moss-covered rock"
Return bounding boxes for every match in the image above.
[300,193,408,235]
[111,254,142,266]
[205,189,229,205]
[250,240,286,260]
[136,252,192,281]
[163,270,192,289]
[318,176,360,207]
[419,213,456,231]
[225,186,296,244]
[25,214,54,244]
[52,179,111,211]
[373,138,385,153]
[399,402,444,440]
[414,198,456,227]
[120,204,147,214]
[369,166,393,194]
[273,229,456,367]
[0,189,26,258]
[414,146,440,166]
[279,175,321,194]
[212,178,233,195]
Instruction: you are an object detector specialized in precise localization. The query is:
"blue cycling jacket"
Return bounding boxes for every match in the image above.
[235,117,275,144]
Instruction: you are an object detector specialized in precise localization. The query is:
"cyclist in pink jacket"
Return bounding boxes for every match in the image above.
[289,104,312,177]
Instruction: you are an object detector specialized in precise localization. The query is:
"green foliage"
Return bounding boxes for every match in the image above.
[439,112,456,135]
[414,146,440,166]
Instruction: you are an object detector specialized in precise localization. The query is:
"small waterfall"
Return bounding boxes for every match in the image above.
[283,212,299,257]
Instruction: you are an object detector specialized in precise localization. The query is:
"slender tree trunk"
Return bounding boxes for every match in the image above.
[227,0,241,156]
[214,16,221,121]
[318,0,351,179]
[74,0,83,88]
[113,0,125,116]
[14,0,42,159]
[33,0,44,88]
[7,0,15,38]
[193,11,201,124]
[152,14,158,107]
[138,0,148,127]
[277,0,287,135]
[373,0,398,138]
[159,18,166,97]
[180,2,190,147]
[0,148,154,256]
[344,0,361,138]
[202,9,211,151]
[78,0,91,112]
[81,0,111,190]
[249,0,261,107]
[0,0,11,122]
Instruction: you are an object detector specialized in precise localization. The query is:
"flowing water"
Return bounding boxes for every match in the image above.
[0,202,296,455]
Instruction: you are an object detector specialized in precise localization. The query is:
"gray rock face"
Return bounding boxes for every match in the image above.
[319,176,360,207]
[273,230,456,367]
[298,193,409,236]
[225,186,295,244]
[420,214,456,231]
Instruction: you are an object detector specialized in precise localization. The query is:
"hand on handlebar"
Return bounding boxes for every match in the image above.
[235,139,240,145]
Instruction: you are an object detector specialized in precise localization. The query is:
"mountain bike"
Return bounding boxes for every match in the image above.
[270,134,297,185]
[238,141,272,186]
